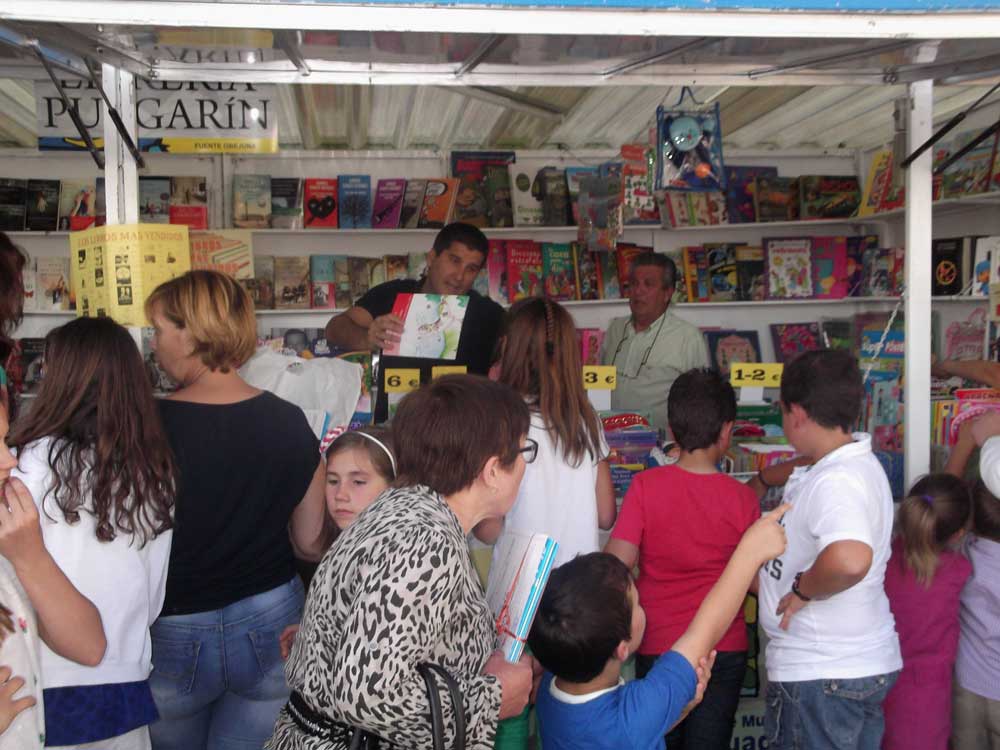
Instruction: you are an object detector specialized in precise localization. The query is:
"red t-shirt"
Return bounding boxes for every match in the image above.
[611,464,761,654]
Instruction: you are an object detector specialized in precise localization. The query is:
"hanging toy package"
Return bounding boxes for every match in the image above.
[655,89,727,193]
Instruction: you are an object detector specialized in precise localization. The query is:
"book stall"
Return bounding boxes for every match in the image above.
[3,1,1000,745]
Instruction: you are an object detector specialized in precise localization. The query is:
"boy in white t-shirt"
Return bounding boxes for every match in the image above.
[758,350,901,750]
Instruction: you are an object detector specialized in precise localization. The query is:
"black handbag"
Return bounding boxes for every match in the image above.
[346,662,466,750]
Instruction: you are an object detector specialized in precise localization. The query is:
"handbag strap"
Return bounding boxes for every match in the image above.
[417,662,466,750]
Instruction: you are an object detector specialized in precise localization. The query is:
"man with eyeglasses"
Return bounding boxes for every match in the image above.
[600,253,708,436]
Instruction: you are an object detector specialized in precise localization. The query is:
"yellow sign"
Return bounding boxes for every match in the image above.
[583,365,617,390]
[385,368,421,393]
[730,363,784,388]
[432,365,467,379]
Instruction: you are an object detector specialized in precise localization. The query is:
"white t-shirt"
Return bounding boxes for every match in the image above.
[757,433,901,682]
[12,438,173,689]
[0,559,44,750]
[488,412,608,583]
[980,436,1000,497]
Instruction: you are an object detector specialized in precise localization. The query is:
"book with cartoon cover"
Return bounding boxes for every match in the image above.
[764,237,813,299]
[385,293,469,360]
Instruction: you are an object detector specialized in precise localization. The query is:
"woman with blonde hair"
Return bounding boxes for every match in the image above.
[144,270,327,750]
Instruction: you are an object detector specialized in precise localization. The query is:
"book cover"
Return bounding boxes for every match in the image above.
[572,242,600,301]
[239,254,274,310]
[371,179,407,229]
[973,236,997,296]
[310,255,337,309]
[23,179,60,232]
[384,255,409,282]
[0,179,27,231]
[485,530,559,663]
[542,243,577,301]
[689,193,713,227]
[932,237,970,296]
[664,247,687,304]
[616,243,650,297]
[566,166,599,225]
[539,167,571,226]
[169,176,208,229]
[270,177,304,230]
[34,256,70,310]
[889,246,906,296]
[799,175,861,220]
[932,140,953,201]
[139,177,171,224]
[596,251,620,300]
[705,191,728,225]
[704,330,762,379]
[820,318,854,351]
[942,130,997,198]
[705,243,738,302]
[484,164,514,228]
[754,177,800,222]
[399,179,427,229]
[683,245,710,302]
[486,240,509,305]
[451,151,515,228]
[233,174,272,228]
[338,174,373,229]
[189,230,255,280]
[770,322,822,363]
[764,237,813,299]
[665,191,692,228]
[418,178,460,229]
[846,234,879,297]
[859,149,893,217]
[57,179,97,231]
[348,257,371,303]
[385,293,469,360]
[578,328,606,366]
[266,328,336,359]
[274,256,311,309]
[620,144,660,225]
[944,308,988,361]
[304,178,339,228]
[506,240,543,303]
[576,172,624,252]
[735,245,765,301]
[811,236,849,299]
[725,166,777,224]
[509,164,544,226]
[334,256,352,309]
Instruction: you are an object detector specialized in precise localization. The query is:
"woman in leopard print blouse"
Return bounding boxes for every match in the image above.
[268,375,536,750]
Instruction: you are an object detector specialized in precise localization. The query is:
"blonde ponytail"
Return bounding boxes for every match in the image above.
[897,474,973,587]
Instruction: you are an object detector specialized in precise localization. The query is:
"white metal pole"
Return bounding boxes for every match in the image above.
[101,63,139,225]
[904,79,933,490]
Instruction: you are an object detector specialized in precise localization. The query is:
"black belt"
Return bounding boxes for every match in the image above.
[286,691,381,749]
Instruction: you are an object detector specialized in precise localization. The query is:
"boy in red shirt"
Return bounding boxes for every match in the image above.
[605,367,760,750]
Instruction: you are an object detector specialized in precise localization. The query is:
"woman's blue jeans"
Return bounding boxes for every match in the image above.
[148,578,304,750]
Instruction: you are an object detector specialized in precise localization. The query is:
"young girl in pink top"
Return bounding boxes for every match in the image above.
[882,473,973,750]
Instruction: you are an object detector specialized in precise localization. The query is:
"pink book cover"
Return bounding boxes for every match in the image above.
[810,236,848,299]
[487,240,509,305]
[578,328,605,365]
[372,179,407,229]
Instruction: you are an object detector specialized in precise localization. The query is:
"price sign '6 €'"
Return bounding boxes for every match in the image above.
[729,363,783,389]
[384,368,421,393]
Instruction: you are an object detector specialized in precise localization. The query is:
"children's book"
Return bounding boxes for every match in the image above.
[24,179,60,232]
[274,256,311,309]
[418,178,460,229]
[189,230,255,280]
[572,242,600,301]
[615,243,650,297]
[754,177,799,222]
[385,294,469,360]
[577,172,624,252]
[725,166,777,224]
[484,164,514,228]
[506,240,543,302]
[542,243,577,301]
[973,236,998,296]
[932,237,972,296]
[338,175,372,229]
[451,151,515,228]
[944,308,987,361]
[139,177,171,224]
[485,530,559,663]
[770,322,822,363]
[57,179,97,231]
[846,234,879,296]
[384,255,409,283]
[704,330,762,378]
[399,179,427,229]
[578,328,605,365]
[371,179,407,229]
[735,245,765,301]
[509,164,545,226]
[683,246,710,302]
[596,251,620,300]
[239,254,274,310]
[233,175,272,228]
[663,191,692,228]
[811,236,848,299]
[932,139,953,201]
[799,175,861,220]
[764,237,813,299]
[34,256,70,310]
[620,143,660,225]
[270,177,304,230]
[859,148,893,217]
[310,255,337,309]
[705,243,738,302]
[705,191,728,225]
[861,247,895,297]
[942,130,997,198]
[486,239,509,305]
[304,178,339,228]
[169,176,209,229]
[689,193,713,227]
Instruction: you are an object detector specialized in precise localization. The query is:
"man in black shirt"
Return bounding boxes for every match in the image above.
[324,222,505,419]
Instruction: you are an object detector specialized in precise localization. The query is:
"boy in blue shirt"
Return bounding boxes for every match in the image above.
[529,506,789,749]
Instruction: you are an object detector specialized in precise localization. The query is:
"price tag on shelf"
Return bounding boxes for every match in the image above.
[582,365,617,391]
[432,365,467,380]
[384,368,421,393]
[730,363,783,389]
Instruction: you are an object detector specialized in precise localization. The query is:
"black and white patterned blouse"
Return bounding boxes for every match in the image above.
[267,485,502,750]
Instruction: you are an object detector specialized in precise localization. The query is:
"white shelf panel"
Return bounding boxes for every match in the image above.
[22,310,75,316]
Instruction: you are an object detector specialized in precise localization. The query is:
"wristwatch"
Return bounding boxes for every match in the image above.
[791,572,812,602]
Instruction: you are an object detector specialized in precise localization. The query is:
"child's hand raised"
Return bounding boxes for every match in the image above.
[739,504,790,563]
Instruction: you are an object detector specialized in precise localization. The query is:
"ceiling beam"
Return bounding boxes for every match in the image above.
[747,39,918,79]
[275,30,311,77]
[455,34,505,77]
[435,85,564,122]
[602,38,716,78]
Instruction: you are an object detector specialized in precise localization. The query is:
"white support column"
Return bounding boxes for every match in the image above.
[101,63,139,225]
[904,79,933,490]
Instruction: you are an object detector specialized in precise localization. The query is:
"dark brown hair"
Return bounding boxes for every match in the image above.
[326,426,396,482]
[780,349,864,433]
[972,479,1000,542]
[392,375,530,497]
[499,298,602,467]
[9,317,176,545]
[897,474,972,585]
[0,233,27,363]
[668,368,737,451]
